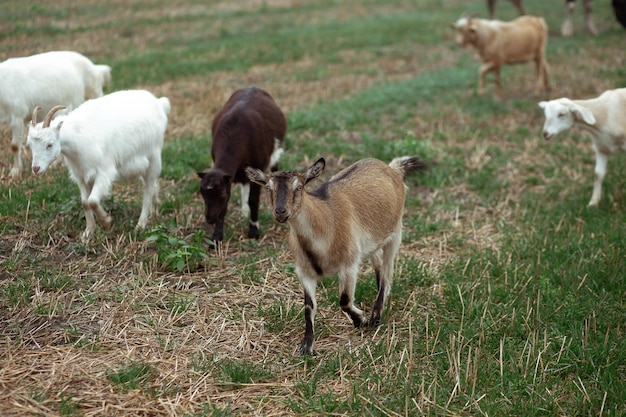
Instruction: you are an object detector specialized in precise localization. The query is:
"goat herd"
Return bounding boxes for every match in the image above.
[1,48,427,354]
[451,4,625,210]
[2,4,624,352]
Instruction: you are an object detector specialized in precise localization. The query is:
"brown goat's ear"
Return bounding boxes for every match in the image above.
[305,158,325,184]
[245,167,267,186]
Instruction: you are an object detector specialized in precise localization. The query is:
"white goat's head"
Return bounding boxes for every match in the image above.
[246,158,325,223]
[539,99,596,141]
[26,105,66,175]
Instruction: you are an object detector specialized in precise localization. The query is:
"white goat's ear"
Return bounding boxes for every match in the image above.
[305,158,325,184]
[245,167,267,186]
[56,121,63,131]
[538,101,548,109]
[571,105,596,125]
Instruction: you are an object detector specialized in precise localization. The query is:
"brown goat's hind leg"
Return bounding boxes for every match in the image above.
[369,236,399,327]
[370,269,385,327]
[543,62,551,91]
[339,265,366,327]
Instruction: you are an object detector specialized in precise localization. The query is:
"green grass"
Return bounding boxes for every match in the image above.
[107,361,154,392]
[0,0,624,415]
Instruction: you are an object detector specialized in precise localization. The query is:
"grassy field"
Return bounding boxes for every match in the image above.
[0,0,625,415]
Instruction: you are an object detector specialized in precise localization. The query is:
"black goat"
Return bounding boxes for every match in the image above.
[197,86,286,244]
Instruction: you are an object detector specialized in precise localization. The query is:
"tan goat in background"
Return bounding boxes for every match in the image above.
[453,14,550,99]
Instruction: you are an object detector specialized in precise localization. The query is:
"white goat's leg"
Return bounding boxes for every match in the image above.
[137,178,159,230]
[137,161,161,230]
[77,182,97,241]
[338,263,366,327]
[87,176,113,231]
[370,231,402,326]
[300,274,318,355]
[9,119,25,179]
[589,150,608,207]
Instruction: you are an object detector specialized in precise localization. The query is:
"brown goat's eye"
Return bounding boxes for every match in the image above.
[46,143,53,149]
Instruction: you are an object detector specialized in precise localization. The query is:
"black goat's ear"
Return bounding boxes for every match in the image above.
[305,158,325,184]
[197,172,206,179]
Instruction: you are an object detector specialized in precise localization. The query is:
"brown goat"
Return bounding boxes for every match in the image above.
[246,156,427,355]
[198,86,286,244]
[453,14,550,99]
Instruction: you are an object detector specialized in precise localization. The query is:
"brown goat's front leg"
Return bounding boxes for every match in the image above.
[477,63,491,96]
[478,62,500,98]
[247,182,261,239]
[300,276,318,355]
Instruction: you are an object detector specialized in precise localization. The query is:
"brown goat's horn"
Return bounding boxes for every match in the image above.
[31,106,42,127]
[43,105,66,128]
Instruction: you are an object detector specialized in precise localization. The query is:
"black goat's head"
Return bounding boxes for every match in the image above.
[197,169,232,224]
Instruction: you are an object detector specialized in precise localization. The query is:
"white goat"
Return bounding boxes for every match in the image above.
[1,50,111,179]
[27,90,170,240]
[539,88,626,207]
[246,156,427,355]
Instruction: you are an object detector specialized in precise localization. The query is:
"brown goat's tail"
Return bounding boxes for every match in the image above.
[389,156,428,179]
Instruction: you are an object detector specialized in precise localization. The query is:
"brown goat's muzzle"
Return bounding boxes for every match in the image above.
[273,208,289,223]
[274,214,289,223]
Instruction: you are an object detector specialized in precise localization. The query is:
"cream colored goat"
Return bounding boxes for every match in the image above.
[246,156,427,355]
[539,88,626,207]
[453,14,550,99]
